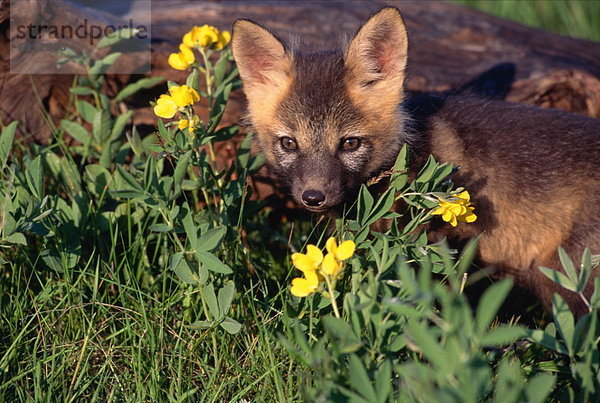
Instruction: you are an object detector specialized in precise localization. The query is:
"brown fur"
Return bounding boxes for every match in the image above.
[418,95,600,314]
[232,8,600,315]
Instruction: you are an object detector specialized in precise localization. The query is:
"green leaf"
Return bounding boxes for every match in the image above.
[144,143,164,154]
[99,142,113,169]
[114,77,164,102]
[573,362,596,393]
[208,125,238,144]
[100,93,110,110]
[149,224,173,232]
[208,83,232,125]
[475,279,512,333]
[143,154,159,193]
[525,329,568,355]
[219,317,242,334]
[572,313,591,353]
[25,156,43,200]
[374,360,393,403]
[213,53,229,86]
[201,283,220,319]
[181,204,198,247]
[96,28,140,49]
[221,65,239,87]
[92,109,112,142]
[186,69,200,91]
[551,293,574,354]
[590,278,600,307]
[429,163,453,189]
[415,155,437,184]
[577,248,592,293]
[110,111,132,141]
[76,100,98,124]
[524,373,555,403]
[196,226,226,252]
[69,86,95,96]
[127,127,145,157]
[365,188,395,225]
[558,247,578,284]
[480,325,526,346]
[218,282,235,317]
[84,164,111,197]
[61,120,91,147]
[348,354,377,402]
[389,144,409,190]
[190,320,212,329]
[173,151,191,192]
[59,155,83,194]
[0,122,17,171]
[322,316,361,351]
[456,238,478,278]
[236,133,252,169]
[357,185,374,225]
[494,358,524,403]
[248,153,266,172]
[405,322,448,371]
[89,52,122,79]
[169,252,198,284]
[41,249,63,273]
[116,165,143,192]
[195,251,232,274]
[5,232,26,245]
[109,190,149,201]
[156,119,170,144]
[538,266,576,292]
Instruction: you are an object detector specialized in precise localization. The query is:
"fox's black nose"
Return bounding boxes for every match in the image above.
[301,190,326,207]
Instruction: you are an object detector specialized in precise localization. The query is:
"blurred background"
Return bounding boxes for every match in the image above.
[448,0,599,40]
[66,0,600,41]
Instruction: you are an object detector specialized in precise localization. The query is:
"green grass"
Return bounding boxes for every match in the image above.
[448,0,600,41]
[0,233,300,400]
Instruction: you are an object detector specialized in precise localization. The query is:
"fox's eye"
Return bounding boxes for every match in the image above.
[281,137,298,151]
[341,138,361,151]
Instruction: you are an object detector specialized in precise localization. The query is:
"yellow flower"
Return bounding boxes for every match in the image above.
[213,30,231,50]
[431,190,477,227]
[153,85,200,119]
[321,253,341,276]
[289,238,356,298]
[183,25,230,50]
[325,237,356,261]
[153,94,178,119]
[169,85,200,108]
[178,116,200,130]
[183,25,219,48]
[168,44,195,70]
[292,245,323,273]
[291,270,319,297]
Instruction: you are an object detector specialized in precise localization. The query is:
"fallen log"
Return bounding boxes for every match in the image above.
[1,0,599,143]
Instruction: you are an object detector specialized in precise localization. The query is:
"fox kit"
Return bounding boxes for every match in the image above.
[231,8,600,314]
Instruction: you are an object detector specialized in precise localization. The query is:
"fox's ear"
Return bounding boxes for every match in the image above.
[232,19,293,131]
[344,8,408,115]
[232,19,291,87]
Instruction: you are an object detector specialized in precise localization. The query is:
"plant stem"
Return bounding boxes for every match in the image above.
[325,276,341,318]
[199,48,213,101]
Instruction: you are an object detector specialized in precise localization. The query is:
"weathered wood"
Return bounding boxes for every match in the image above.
[1,0,599,143]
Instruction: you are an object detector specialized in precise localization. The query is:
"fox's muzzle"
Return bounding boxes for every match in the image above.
[288,155,346,212]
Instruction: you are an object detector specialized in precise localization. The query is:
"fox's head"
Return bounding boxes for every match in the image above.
[232,7,409,212]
